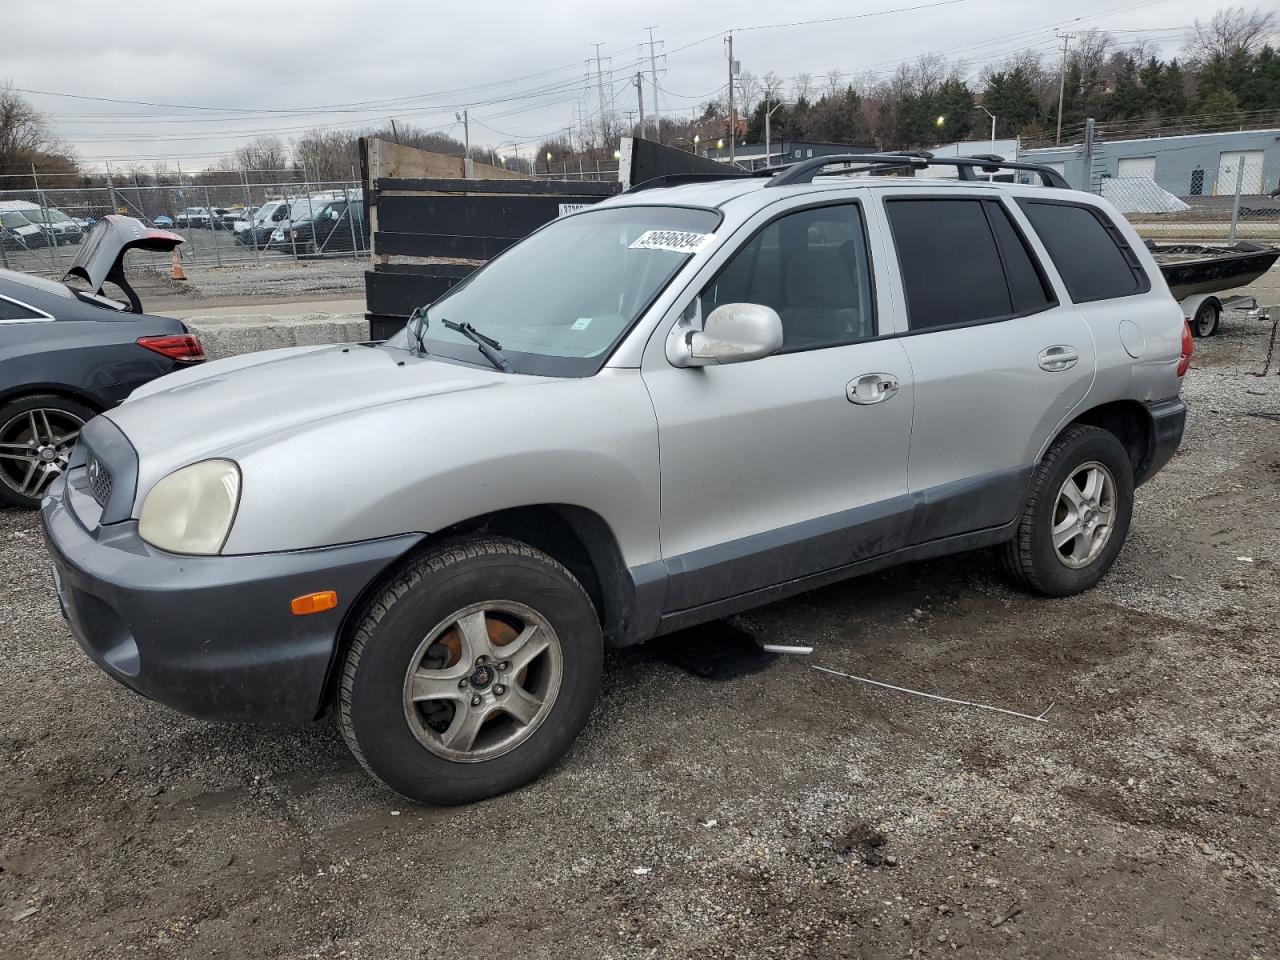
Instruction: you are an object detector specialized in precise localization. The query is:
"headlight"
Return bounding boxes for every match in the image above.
[138,459,241,555]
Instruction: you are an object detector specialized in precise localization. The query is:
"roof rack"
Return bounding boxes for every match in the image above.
[764,153,1071,189]
[623,171,753,194]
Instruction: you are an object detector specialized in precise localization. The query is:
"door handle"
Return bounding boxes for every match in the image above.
[1038,345,1080,372]
[847,373,899,405]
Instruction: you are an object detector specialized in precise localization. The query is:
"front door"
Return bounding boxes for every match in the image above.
[642,198,915,613]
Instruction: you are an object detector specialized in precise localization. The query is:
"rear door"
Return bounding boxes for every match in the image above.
[874,189,1095,543]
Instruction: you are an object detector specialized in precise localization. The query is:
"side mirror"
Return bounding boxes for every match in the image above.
[670,303,784,367]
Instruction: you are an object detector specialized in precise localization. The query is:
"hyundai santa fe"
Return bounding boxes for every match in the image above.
[42,155,1190,804]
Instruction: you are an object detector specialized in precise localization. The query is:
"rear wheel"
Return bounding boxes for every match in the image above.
[0,395,93,509]
[1000,425,1134,597]
[1191,300,1220,338]
[339,537,603,804]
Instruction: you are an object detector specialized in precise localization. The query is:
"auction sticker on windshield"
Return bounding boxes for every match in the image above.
[628,230,714,254]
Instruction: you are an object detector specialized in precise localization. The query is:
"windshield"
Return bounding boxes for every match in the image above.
[1,212,35,228]
[251,202,279,222]
[389,205,720,377]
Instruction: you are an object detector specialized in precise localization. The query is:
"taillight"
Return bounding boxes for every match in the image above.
[137,334,205,363]
[1177,321,1193,377]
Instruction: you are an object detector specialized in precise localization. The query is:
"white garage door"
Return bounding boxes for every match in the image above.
[1117,156,1156,179]
[1217,150,1264,194]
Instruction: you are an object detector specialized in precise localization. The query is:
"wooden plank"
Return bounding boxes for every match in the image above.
[376,231,516,260]
[377,194,590,240]
[374,261,476,278]
[375,178,619,197]
[364,138,527,181]
[365,269,468,317]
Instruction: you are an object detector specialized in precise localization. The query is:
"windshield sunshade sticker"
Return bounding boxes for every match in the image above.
[628,230,714,254]
[571,317,592,330]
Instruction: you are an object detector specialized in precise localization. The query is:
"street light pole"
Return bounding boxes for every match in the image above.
[976,105,997,180]
[764,99,787,170]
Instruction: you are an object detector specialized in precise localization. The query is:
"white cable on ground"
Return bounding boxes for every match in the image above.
[811,664,1055,723]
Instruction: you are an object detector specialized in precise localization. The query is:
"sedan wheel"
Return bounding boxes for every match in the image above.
[0,400,88,508]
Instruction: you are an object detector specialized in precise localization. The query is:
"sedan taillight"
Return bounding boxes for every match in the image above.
[137,334,205,363]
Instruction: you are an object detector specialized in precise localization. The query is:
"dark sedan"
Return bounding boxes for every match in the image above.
[0,216,204,508]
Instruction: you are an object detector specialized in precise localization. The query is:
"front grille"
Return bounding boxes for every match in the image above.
[87,457,113,507]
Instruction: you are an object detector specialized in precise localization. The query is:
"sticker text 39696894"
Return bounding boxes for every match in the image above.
[628,230,714,254]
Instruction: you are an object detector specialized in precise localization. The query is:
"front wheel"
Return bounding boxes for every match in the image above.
[339,537,603,804]
[1000,425,1134,597]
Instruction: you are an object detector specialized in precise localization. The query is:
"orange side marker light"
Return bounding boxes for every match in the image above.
[291,590,338,616]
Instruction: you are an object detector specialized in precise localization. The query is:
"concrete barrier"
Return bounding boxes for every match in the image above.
[182,313,370,360]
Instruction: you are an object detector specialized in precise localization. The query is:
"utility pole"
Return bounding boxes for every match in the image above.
[389,118,401,144]
[645,26,662,140]
[1055,32,1074,146]
[634,72,646,135]
[592,42,608,131]
[725,33,736,163]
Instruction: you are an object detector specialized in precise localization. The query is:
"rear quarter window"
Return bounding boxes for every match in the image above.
[0,297,45,321]
[1017,200,1150,303]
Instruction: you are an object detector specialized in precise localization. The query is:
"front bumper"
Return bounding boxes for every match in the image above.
[42,482,422,722]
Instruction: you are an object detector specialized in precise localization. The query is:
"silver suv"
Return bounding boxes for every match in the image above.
[43,156,1190,804]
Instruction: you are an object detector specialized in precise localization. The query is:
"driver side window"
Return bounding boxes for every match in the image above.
[698,203,876,351]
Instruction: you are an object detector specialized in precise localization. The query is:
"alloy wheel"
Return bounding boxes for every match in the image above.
[402,600,563,763]
[1052,460,1117,569]
[0,408,84,500]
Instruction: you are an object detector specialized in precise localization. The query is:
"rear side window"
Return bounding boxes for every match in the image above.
[986,201,1055,314]
[0,297,43,321]
[886,197,1052,331]
[1017,200,1149,302]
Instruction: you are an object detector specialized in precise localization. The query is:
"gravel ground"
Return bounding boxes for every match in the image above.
[130,257,367,307]
[2,310,1278,959]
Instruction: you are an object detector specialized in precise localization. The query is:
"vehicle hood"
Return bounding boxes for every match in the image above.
[108,343,522,479]
[65,215,183,295]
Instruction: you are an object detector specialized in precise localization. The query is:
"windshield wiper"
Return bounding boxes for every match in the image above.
[442,318,512,372]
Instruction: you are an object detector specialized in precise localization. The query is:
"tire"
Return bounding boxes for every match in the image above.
[339,536,603,804]
[0,394,96,509]
[1191,300,1220,338]
[1000,424,1134,597]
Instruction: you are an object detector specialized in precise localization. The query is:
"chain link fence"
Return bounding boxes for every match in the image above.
[1089,152,1278,244]
[0,177,365,279]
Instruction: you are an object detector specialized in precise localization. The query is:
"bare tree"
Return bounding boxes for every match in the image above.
[1073,29,1114,77]
[737,71,762,117]
[234,135,289,182]
[760,70,786,102]
[792,72,813,103]
[0,81,75,181]
[824,69,844,98]
[1184,6,1276,63]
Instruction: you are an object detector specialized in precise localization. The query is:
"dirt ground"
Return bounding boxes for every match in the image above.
[2,307,1279,960]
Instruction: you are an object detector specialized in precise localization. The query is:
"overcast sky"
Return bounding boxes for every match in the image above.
[5,0,1214,171]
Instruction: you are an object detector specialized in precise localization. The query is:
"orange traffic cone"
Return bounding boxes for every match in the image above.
[171,250,186,281]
